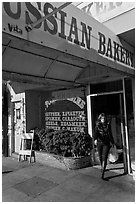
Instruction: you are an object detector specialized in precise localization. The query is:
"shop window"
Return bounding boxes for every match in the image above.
[90,80,123,94]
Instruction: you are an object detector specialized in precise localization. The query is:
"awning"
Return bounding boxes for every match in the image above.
[2,2,135,94]
[2,32,88,93]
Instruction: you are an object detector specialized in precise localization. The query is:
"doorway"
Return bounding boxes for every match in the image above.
[90,92,128,174]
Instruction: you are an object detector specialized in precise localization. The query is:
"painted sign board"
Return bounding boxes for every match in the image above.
[2,2,134,69]
[45,96,87,133]
[52,87,84,100]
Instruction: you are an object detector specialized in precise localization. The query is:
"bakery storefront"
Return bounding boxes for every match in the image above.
[2,2,135,174]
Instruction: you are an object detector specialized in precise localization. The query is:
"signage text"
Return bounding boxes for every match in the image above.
[3,2,134,67]
[45,96,87,133]
[98,32,133,67]
[3,2,92,50]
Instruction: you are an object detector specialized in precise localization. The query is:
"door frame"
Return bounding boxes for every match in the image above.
[86,83,131,174]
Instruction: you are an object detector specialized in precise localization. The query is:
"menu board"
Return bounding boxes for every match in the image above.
[45,97,87,133]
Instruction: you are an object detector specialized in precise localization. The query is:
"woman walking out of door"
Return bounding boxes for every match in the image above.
[94,113,115,180]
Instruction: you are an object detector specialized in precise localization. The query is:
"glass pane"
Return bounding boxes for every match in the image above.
[90,80,123,94]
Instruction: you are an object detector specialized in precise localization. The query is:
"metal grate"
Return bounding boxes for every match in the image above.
[13,176,58,198]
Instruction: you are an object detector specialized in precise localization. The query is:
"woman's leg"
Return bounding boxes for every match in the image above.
[97,143,103,169]
[101,145,111,179]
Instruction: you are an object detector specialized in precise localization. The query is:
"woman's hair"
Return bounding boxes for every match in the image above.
[98,113,107,122]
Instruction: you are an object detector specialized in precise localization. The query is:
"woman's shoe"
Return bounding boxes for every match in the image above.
[101,177,109,181]
[101,170,109,181]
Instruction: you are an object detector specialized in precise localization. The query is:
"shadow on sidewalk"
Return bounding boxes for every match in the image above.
[2,170,13,174]
[106,172,126,180]
[105,166,124,171]
[101,165,125,181]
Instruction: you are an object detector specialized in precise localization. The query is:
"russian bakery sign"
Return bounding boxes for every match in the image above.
[3,2,134,68]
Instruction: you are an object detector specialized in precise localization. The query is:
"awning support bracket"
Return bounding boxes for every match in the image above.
[44,56,59,78]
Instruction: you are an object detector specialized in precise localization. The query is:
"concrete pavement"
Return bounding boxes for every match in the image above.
[2,156,135,202]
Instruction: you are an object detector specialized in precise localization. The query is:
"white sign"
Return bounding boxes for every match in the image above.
[79,2,135,22]
[2,2,134,69]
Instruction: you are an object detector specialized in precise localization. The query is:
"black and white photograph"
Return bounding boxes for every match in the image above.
[2,1,135,202]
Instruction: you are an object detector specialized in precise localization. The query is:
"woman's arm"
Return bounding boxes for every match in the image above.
[94,125,99,141]
[108,124,115,145]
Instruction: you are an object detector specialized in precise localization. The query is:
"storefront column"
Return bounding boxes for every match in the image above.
[86,85,92,136]
[2,83,9,157]
[86,85,95,163]
[131,77,135,117]
[123,78,131,174]
[119,93,128,174]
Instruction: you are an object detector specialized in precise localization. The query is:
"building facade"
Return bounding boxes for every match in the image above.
[2,2,135,174]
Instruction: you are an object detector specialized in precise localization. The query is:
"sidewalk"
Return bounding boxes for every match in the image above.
[2,156,135,202]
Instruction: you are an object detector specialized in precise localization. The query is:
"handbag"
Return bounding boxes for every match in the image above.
[108,145,119,163]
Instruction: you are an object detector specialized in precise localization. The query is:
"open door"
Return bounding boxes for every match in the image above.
[90,91,130,174]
